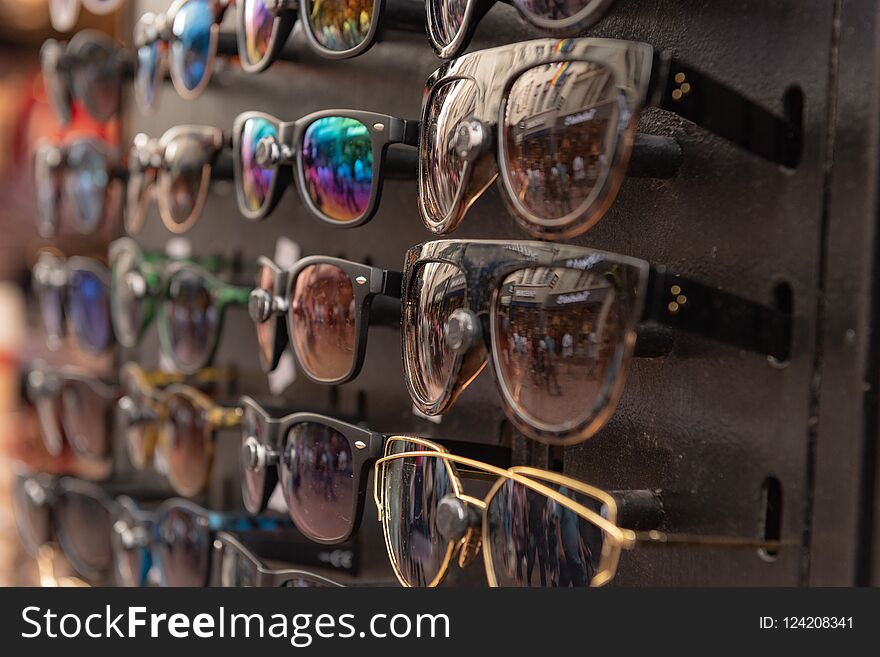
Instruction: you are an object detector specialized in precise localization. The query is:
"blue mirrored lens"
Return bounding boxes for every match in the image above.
[171,0,215,92]
[69,269,111,352]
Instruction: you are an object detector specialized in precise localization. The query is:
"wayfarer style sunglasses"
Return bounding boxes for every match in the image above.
[32,252,114,354]
[109,238,225,348]
[248,255,402,381]
[116,369,242,496]
[233,110,418,227]
[419,38,803,239]
[402,240,792,444]
[49,0,124,33]
[41,30,127,125]
[212,532,346,587]
[26,366,118,463]
[33,137,124,238]
[427,0,616,59]
[126,126,233,234]
[373,438,785,587]
[156,261,252,373]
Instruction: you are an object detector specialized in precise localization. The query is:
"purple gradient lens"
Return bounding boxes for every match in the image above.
[242,0,274,65]
[238,116,277,213]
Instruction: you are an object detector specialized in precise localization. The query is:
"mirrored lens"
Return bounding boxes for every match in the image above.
[486,478,606,587]
[493,266,629,430]
[56,490,113,578]
[254,263,278,370]
[70,39,121,122]
[404,261,467,407]
[290,263,356,381]
[64,141,109,232]
[219,543,258,586]
[13,478,52,555]
[161,135,211,226]
[280,421,353,541]
[170,0,215,93]
[238,116,277,212]
[421,78,479,223]
[381,441,455,587]
[157,506,210,587]
[302,116,373,222]
[136,42,162,109]
[61,379,112,459]
[242,0,275,65]
[428,0,468,48]
[307,0,374,52]
[165,270,218,370]
[502,61,621,225]
[163,393,211,495]
[68,268,112,352]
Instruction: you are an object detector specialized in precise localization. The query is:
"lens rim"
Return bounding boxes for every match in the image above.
[32,251,68,347]
[426,0,480,59]
[155,124,224,234]
[232,111,290,221]
[49,0,81,32]
[300,0,383,59]
[40,40,72,124]
[109,237,159,348]
[125,133,160,233]
[511,0,616,31]
[166,0,223,100]
[152,498,214,587]
[284,255,379,385]
[276,409,377,543]
[33,141,65,238]
[133,13,167,113]
[481,465,621,588]
[111,495,155,587]
[119,362,166,469]
[235,0,297,72]
[374,437,460,587]
[12,473,56,557]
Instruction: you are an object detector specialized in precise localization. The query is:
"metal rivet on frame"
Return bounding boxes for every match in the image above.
[354,440,367,449]
[671,72,692,102]
[373,123,385,132]
[355,276,367,285]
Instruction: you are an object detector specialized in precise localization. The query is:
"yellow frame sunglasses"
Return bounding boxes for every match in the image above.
[374,437,785,588]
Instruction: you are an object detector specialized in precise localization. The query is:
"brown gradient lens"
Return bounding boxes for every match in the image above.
[485,478,606,587]
[254,263,278,370]
[502,61,621,226]
[403,261,467,407]
[381,441,456,587]
[492,266,628,431]
[163,394,212,495]
[56,491,114,577]
[290,264,356,381]
[60,380,112,460]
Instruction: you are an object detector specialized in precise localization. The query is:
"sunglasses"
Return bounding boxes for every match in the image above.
[248,255,401,381]
[127,126,233,235]
[232,110,418,227]
[13,474,123,582]
[374,438,784,587]
[26,366,118,463]
[116,361,237,473]
[111,495,158,587]
[33,137,124,238]
[212,532,346,587]
[402,240,791,444]
[32,253,114,354]
[419,38,802,239]
[41,31,127,125]
[427,0,614,59]
[49,0,124,32]
[156,261,252,374]
[124,498,290,586]
[119,378,242,496]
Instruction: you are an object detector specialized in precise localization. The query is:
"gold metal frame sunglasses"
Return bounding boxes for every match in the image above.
[374,437,785,588]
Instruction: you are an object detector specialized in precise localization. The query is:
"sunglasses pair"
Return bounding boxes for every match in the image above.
[402,240,791,444]
[13,474,148,583]
[127,125,233,235]
[213,532,345,587]
[49,0,123,32]
[33,138,124,238]
[115,498,290,586]
[151,261,252,373]
[41,31,127,125]
[26,366,118,464]
[419,38,802,239]
[249,255,401,381]
[32,252,113,354]
[117,366,242,496]
[373,438,783,587]
[233,110,418,227]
